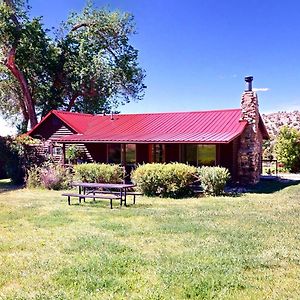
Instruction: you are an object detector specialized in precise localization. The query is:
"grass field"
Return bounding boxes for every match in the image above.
[0,179,300,299]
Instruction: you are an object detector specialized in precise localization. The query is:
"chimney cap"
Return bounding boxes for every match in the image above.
[245,76,253,83]
[244,76,253,91]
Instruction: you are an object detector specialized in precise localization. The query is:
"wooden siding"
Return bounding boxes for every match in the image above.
[30,115,72,140]
[49,125,73,140]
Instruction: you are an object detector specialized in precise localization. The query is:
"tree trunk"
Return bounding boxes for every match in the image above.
[66,93,79,111]
[18,96,29,133]
[5,49,38,128]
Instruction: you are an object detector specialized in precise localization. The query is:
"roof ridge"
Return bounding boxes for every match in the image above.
[53,110,94,117]
[102,108,241,117]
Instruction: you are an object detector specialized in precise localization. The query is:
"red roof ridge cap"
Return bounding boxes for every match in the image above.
[114,108,241,117]
[53,110,94,117]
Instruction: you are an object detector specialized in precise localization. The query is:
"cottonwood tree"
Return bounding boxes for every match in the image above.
[275,126,300,173]
[0,0,145,131]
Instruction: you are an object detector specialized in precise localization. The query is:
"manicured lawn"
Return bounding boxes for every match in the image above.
[0,179,300,299]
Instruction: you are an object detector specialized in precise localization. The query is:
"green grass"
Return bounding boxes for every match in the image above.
[0,180,300,299]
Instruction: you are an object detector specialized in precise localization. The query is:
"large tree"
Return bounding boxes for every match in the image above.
[275,126,300,173]
[0,0,145,130]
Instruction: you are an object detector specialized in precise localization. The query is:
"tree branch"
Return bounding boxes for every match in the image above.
[5,48,37,127]
[66,92,80,111]
[71,22,93,32]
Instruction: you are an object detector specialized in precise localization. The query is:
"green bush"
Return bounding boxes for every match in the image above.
[131,163,163,196]
[275,126,300,173]
[27,163,72,190]
[66,145,85,163]
[197,166,230,196]
[74,163,125,183]
[0,136,45,184]
[26,168,41,188]
[131,163,197,198]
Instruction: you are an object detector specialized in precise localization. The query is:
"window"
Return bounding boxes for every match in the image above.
[108,144,121,164]
[184,144,216,166]
[185,144,197,165]
[53,146,63,155]
[126,144,136,164]
[197,145,216,166]
[152,144,165,163]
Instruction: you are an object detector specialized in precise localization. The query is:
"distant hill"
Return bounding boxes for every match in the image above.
[262,110,300,138]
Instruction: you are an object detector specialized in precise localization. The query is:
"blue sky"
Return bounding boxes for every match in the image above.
[2,0,300,134]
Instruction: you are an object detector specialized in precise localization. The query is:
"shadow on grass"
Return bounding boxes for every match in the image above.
[0,179,23,193]
[250,178,300,194]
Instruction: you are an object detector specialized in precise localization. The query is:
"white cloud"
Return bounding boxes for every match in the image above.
[253,87,270,92]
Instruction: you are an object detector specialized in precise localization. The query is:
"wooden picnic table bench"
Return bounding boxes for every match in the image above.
[89,190,143,204]
[62,182,139,208]
[61,192,122,209]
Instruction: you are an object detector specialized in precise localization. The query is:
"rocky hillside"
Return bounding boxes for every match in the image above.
[262,110,300,138]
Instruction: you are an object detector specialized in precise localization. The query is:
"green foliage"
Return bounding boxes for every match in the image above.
[0,135,45,184]
[26,167,41,188]
[74,163,125,183]
[262,139,275,160]
[275,126,300,173]
[66,145,84,162]
[131,163,197,198]
[0,1,146,130]
[197,166,230,196]
[27,163,72,190]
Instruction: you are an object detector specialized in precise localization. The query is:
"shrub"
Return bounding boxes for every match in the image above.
[275,126,300,173]
[197,166,230,196]
[27,163,72,190]
[26,168,41,188]
[74,163,125,183]
[131,163,197,198]
[131,163,163,196]
[66,145,85,163]
[0,136,45,184]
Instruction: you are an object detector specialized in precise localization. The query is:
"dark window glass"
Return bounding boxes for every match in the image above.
[184,144,216,166]
[53,146,62,155]
[185,144,197,165]
[126,144,136,164]
[108,144,121,164]
[152,144,165,163]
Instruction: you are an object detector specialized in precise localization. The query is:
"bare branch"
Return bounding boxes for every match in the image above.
[71,22,93,32]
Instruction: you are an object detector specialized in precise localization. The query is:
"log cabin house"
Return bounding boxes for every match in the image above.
[28,77,269,184]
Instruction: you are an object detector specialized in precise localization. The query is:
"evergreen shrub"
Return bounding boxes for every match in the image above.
[131,163,197,198]
[197,166,230,196]
[74,163,125,183]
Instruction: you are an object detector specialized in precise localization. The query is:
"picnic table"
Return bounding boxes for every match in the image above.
[62,182,137,208]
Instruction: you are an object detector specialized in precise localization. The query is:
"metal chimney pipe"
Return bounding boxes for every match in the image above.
[245,76,253,91]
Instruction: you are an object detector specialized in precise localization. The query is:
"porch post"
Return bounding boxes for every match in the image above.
[62,144,66,164]
[121,144,126,165]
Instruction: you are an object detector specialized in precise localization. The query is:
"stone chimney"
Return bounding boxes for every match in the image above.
[237,76,262,184]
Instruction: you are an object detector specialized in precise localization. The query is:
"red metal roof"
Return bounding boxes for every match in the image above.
[55,109,249,144]
[28,110,96,136]
[51,110,96,133]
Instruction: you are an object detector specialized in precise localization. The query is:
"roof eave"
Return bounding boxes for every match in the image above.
[27,110,55,136]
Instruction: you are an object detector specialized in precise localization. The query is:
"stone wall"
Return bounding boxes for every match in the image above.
[238,91,262,184]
